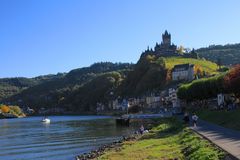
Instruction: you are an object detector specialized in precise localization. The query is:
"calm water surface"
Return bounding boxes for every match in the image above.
[0,116,136,160]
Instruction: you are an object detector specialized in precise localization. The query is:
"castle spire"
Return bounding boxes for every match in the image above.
[164,30,168,35]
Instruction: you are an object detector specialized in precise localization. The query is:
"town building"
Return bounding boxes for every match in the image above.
[109,99,128,111]
[172,63,194,81]
[168,88,180,108]
[145,96,161,108]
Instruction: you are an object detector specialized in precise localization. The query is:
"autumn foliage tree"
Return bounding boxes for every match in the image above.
[194,65,204,78]
[177,45,185,55]
[1,105,10,113]
[224,64,240,96]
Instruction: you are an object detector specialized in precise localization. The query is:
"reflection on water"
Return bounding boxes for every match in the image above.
[0,116,135,160]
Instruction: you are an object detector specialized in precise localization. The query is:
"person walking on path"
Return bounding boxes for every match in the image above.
[192,113,198,127]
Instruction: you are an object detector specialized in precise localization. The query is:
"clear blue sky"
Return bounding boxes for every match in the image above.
[1,0,240,78]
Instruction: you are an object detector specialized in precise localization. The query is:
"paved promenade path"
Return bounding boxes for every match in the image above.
[190,120,240,159]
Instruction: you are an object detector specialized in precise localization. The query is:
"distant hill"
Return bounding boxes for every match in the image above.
[196,43,240,65]
[0,74,65,100]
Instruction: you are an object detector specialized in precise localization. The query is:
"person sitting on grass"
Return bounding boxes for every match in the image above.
[139,125,144,135]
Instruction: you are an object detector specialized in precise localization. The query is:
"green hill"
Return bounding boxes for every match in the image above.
[119,56,220,97]
[196,43,240,65]
[1,55,220,114]
[62,72,123,112]
[160,57,219,75]
[119,55,167,97]
[0,74,65,100]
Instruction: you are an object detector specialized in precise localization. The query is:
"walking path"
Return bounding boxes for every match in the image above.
[190,119,240,159]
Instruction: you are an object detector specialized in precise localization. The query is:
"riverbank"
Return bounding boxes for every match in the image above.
[0,113,26,119]
[77,117,228,160]
[76,135,138,160]
[76,118,159,160]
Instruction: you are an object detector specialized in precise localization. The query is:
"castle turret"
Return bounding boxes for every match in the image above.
[162,30,171,46]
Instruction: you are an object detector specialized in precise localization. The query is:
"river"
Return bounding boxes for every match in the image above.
[0,116,136,160]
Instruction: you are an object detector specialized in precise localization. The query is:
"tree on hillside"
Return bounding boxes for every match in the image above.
[10,106,23,116]
[224,65,240,96]
[217,58,222,70]
[146,55,157,62]
[177,46,185,55]
[194,65,203,78]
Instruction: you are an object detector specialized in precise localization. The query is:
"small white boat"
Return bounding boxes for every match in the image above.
[41,118,51,123]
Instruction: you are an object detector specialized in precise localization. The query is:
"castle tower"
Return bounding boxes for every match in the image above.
[162,30,171,46]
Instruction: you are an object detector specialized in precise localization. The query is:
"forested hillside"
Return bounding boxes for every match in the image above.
[2,56,220,114]
[118,55,167,96]
[196,43,240,65]
[3,62,133,112]
[0,51,223,114]
[0,74,65,100]
[118,55,220,97]
[62,72,123,112]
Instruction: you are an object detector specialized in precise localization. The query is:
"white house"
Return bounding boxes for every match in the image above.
[172,64,194,81]
[168,88,180,108]
[110,99,129,111]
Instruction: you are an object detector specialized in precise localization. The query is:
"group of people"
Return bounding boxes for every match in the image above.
[135,125,149,135]
[183,112,198,127]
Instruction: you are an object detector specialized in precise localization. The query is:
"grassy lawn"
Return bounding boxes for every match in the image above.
[197,109,240,131]
[98,118,225,160]
[159,57,219,75]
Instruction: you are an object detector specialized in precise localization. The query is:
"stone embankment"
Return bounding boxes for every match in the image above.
[76,135,137,160]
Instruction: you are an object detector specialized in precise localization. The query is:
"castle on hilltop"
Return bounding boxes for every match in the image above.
[155,30,177,55]
[141,30,198,59]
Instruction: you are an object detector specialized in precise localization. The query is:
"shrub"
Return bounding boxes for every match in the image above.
[10,106,23,116]
[224,64,240,96]
[177,74,225,101]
